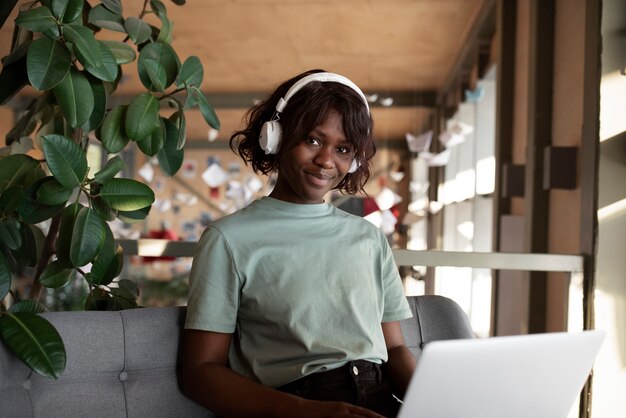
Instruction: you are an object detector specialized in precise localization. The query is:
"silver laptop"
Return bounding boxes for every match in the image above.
[398,330,605,418]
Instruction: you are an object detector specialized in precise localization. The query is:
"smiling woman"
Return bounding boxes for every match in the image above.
[181,70,416,418]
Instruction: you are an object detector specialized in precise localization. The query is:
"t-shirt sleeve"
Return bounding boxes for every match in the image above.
[379,232,412,322]
[184,225,241,333]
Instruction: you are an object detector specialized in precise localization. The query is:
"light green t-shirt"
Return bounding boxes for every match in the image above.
[185,197,412,387]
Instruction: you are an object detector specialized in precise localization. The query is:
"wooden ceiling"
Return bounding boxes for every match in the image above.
[1,0,487,145]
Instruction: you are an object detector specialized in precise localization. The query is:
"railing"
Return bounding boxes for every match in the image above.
[117,238,584,274]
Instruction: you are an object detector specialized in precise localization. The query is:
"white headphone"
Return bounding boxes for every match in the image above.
[259,72,370,174]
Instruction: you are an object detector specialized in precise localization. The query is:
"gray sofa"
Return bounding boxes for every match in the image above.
[0,295,474,418]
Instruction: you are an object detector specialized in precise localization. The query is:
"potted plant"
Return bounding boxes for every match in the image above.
[0,0,219,379]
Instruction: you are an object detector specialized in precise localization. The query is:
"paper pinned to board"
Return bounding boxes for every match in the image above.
[405,131,433,153]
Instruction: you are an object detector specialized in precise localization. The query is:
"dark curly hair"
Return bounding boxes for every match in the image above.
[229,69,376,194]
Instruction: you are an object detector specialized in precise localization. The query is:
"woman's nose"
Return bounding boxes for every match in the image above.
[313,147,335,169]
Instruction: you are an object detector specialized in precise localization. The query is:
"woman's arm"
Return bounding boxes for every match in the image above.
[381,321,417,399]
[181,329,385,418]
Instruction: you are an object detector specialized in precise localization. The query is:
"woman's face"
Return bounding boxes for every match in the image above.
[270,109,354,204]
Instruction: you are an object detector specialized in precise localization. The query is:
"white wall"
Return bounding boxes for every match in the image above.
[594,0,626,416]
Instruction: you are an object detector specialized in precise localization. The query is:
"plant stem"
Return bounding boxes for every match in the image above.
[28,213,62,300]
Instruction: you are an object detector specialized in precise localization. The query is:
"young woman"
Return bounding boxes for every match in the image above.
[182,69,416,418]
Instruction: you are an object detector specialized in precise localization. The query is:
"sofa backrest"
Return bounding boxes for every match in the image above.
[0,307,212,418]
[0,295,474,418]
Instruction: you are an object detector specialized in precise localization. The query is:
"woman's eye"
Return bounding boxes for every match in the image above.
[337,146,352,155]
[305,137,320,146]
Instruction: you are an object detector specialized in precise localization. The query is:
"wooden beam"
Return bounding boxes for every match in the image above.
[524,0,555,334]
[8,90,438,111]
[578,0,602,416]
[492,0,517,337]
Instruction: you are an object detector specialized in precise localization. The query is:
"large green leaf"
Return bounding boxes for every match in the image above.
[84,41,119,82]
[151,1,172,44]
[42,134,88,189]
[36,177,73,205]
[101,40,136,65]
[109,279,138,310]
[124,17,151,44]
[93,156,124,184]
[0,154,40,193]
[0,252,10,301]
[56,203,81,268]
[0,186,23,216]
[176,56,203,88]
[16,178,65,224]
[140,58,167,92]
[88,4,125,32]
[52,68,95,128]
[0,218,22,250]
[157,117,184,175]
[125,93,160,141]
[171,108,186,149]
[191,86,220,130]
[27,37,72,91]
[81,75,107,131]
[136,117,165,156]
[43,0,83,23]
[14,6,57,33]
[90,224,122,286]
[0,313,66,379]
[85,287,113,310]
[137,42,179,92]
[12,223,39,267]
[102,0,122,15]
[39,261,73,289]
[116,205,151,223]
[100,178,154,211]
[155,13,172,44]
[63,24,101,68]
[70,206,106,267]
[99,105,130,153]
[150,0,167,17]
[8,300,46,314]
[91,195,117,222]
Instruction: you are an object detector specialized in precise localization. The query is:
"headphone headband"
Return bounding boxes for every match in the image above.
[259,71,368,175]
[275,72,370,115]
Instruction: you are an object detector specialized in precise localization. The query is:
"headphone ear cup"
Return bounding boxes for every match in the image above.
[259,121,282,154]
[348,159,359,174]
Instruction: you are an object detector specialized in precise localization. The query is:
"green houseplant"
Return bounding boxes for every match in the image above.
[0,0,220,379]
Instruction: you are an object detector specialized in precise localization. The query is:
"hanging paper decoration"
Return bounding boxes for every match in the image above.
[420,149,451,167]
[375,186,402,211]
[405,131,432,153]
[438,131,465,148]
[202,163,228,187]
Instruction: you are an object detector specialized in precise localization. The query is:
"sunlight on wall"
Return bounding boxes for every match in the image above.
[598,197,626,221]
[599,70,626,142]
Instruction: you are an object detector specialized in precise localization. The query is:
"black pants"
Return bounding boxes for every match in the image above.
[277,360,401,418]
